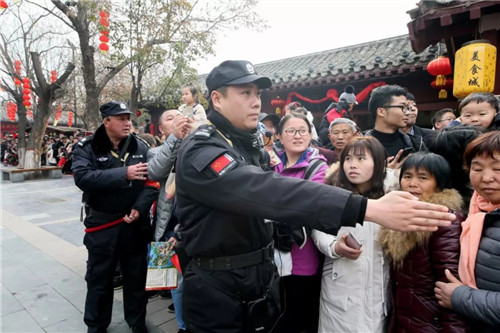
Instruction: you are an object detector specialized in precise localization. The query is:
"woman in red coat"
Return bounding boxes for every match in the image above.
[379,152,470,332]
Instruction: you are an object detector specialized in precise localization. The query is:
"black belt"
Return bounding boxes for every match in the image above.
[88,208,123,220]
[194,243,273,271]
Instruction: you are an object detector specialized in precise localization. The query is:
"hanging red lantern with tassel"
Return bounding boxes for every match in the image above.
[431,77,454,99]
[427,56,452,99]
[270,97,286,115]
[0,1,8,11]
[14,77,21,86]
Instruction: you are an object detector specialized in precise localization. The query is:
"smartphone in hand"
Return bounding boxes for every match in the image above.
[345,232,362,250]
[399,147,413,160]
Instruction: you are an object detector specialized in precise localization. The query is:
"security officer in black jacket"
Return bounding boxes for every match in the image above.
[72,101,159,333]
[175,60,457,333]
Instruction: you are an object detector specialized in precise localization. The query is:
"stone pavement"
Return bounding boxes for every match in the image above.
[1,176,180,333]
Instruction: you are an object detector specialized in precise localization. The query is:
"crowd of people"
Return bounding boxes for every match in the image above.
[70,60,499,333]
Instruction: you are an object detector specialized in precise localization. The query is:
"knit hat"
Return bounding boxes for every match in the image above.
[339,85,358,105]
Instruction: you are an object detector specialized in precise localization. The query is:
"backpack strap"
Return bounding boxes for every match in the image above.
[304,159,326,180]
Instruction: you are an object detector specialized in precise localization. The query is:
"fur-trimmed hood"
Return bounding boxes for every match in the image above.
[378,188,464,268]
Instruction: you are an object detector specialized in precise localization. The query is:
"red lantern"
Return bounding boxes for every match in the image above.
[23,83,30,89]
[27,109,33,118]
[22,89,30,95]
[14,60,21,75]
[427,56,452,99]
[14,77,21,86]
[101,30,109,35]
[22,77,30,84]
[99,34,109,43]
[427,56,452,76]
[23,95,30,101]
[56,104,62,120]
[270,97,286,115]
[99,43,109,53]
[50,70,57,84]
[136,110,142,117]
[99,17,109,27]
[100,10,109,18]
[23,100,31,107]
[431,77,454,99]
[0,1,8,10]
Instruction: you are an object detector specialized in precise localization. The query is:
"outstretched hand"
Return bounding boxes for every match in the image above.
[173,115,193,140]
[434,269,463,309]
[366,191,455,232]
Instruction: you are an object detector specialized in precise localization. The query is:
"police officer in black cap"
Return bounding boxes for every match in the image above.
[175,60,456,332]
[72,101,159,333]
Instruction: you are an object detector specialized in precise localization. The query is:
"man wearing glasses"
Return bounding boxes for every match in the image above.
[432,108,457,130]
[365,85,428,160]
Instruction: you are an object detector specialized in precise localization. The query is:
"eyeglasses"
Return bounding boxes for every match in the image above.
[382,105,413,113]
[437,118,456,123]
[283,128,309,136]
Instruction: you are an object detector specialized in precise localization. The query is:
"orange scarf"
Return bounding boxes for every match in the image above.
[458,191,500,288]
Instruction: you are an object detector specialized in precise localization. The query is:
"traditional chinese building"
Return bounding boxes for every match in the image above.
[197,34,451,130]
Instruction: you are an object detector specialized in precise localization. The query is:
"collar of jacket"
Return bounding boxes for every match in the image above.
[91,124,137,156]
[378,188,464,268]
[207,110,260,165]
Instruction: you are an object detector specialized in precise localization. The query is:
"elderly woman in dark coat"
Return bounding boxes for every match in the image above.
[379,152,470,332]
[435,131,500,333]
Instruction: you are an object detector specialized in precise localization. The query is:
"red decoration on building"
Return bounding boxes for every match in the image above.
[284,81,386,114]
[270,97,286,115]
[50,70,57,84]
[14,77,21,86]
[0,1,8,10]
[431,77,454,99]
[427,56,452,76]
[427,56,452,99]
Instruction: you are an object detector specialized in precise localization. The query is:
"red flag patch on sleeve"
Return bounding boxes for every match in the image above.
[210,153,237,176]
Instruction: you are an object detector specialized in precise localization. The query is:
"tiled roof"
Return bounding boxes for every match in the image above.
[198,34,445,92]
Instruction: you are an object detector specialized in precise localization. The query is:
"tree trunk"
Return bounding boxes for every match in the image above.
[25,99,51,169]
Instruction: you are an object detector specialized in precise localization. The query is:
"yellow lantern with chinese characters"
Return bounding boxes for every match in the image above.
[453,40,496,98]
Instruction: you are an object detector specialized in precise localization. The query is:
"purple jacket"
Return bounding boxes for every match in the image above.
[274,147,328,275]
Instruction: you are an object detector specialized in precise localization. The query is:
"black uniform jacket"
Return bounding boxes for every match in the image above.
[72,125,159,228]
[176,122,367,260]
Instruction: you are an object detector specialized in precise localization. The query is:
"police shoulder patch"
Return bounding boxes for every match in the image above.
[210,153,237,176]
[77,135,93,146]
[194,124,216,140]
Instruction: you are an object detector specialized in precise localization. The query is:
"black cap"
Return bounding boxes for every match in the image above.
[206,60,272,94]
[258,113,280,129]
[100,101,133,118]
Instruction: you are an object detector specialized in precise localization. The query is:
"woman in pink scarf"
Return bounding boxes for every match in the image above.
[435,131,500,332]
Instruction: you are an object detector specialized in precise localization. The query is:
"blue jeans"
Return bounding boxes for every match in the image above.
[171,273,185,329]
